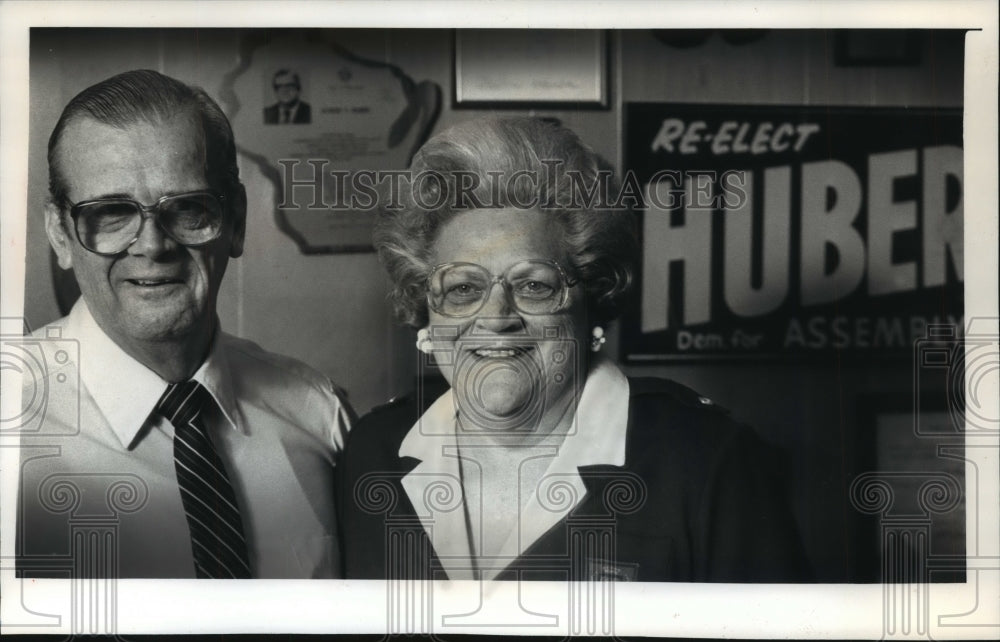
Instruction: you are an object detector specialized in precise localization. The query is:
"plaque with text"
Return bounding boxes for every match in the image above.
[222,32,441,253]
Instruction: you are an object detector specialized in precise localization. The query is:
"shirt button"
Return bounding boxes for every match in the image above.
[698,396,713,405]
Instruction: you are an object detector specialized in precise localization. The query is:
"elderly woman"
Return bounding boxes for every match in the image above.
[340,117,810,582]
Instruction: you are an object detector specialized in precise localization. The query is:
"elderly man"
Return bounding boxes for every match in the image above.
[17,69,352,579]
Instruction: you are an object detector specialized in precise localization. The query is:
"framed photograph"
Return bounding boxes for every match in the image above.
[454,29,608,108]
[851,392,967,583]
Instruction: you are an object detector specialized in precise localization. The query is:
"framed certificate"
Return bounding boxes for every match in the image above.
[454,29,608,108]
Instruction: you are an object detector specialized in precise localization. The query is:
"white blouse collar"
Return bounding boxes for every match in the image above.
[398,354,630,579]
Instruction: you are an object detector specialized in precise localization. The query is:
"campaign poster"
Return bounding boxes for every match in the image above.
[621,103,963,362]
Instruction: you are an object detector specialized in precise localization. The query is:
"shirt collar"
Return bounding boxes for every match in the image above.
[72,300,245,450]
[558,354,629,468]
[397,354,630,578]
[191,331,247,437]
[399,353,629,467]
[399,388,456,461]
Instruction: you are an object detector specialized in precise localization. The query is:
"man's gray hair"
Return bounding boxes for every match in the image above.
[47,69,241,211]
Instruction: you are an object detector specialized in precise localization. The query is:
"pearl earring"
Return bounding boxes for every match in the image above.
[590,326,606,352]
[416,328,434,354]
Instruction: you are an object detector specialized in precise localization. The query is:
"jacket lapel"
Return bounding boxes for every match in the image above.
[397,357,631,580]
[399,446,476,580]
[398,391,478,579]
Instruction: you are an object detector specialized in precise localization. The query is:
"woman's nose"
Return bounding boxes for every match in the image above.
[473,283,524,333]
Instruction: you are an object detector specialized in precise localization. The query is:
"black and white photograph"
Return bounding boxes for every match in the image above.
[1,1,997,638]
[264,68,312,125]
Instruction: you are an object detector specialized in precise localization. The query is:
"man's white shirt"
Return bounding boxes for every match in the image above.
[16,299,353,578]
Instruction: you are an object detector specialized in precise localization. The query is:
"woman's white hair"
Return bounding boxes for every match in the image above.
[374,116,637,328]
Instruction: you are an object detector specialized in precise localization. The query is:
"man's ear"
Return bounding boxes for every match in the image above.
[229,184,247,258]
[45,202,75,270]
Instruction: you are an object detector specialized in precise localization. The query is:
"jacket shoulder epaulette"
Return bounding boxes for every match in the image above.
[628,376,731,415]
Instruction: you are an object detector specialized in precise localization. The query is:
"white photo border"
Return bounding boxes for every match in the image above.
[1,1,997,638]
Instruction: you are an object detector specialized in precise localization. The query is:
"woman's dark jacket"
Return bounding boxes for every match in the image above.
[339,377,812,582]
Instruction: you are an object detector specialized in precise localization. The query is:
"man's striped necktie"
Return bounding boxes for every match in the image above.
[156,381,252,579]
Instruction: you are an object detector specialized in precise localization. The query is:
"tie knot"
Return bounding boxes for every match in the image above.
[156,380,212,427]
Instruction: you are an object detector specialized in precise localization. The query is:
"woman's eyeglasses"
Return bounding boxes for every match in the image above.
[426,260,578,317]
[68,190,226,256]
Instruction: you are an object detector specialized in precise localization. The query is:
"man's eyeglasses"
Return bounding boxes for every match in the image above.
[68,191,226,256]
[426,260,578,317]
